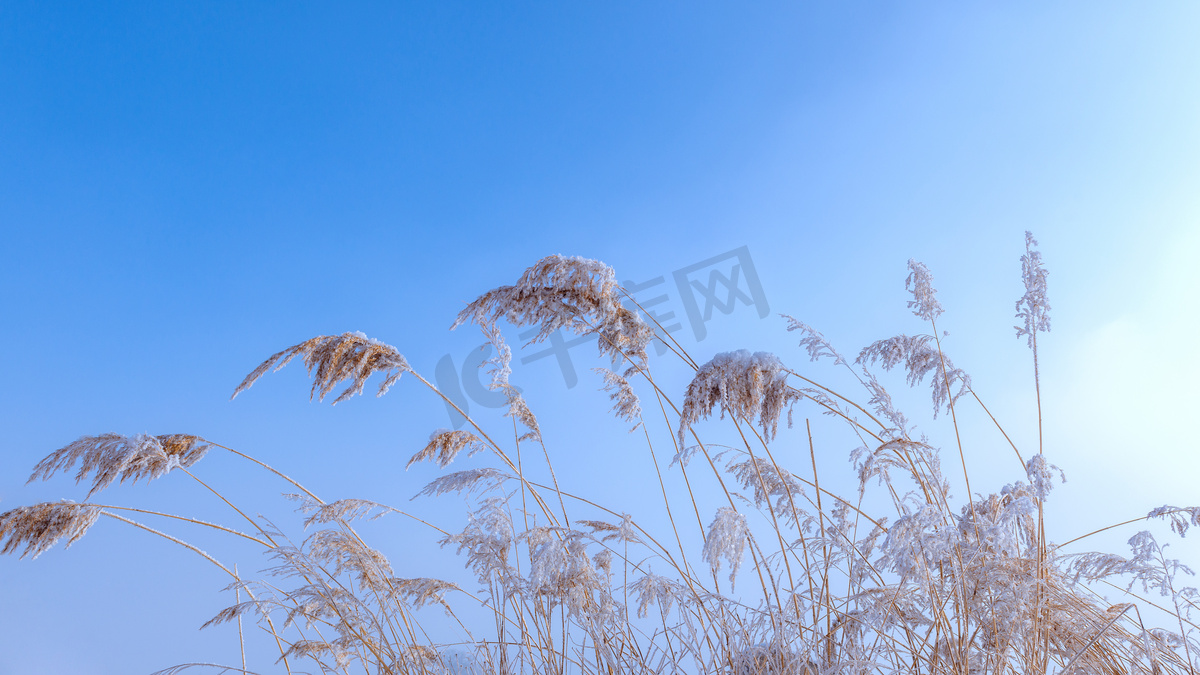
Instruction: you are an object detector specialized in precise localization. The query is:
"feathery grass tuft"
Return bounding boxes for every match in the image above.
[678,350,801,444]
[232,331,410,403]
[7,235,1200,675]
[0,500,103,559]
[28,433,211,497]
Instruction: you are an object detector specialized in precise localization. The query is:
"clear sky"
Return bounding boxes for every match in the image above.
[2,3,1199,673]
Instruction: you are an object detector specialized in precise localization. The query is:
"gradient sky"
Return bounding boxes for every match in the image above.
[2,3,1199,674]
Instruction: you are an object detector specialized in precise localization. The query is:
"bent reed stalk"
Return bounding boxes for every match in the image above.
[4,235,1199,675]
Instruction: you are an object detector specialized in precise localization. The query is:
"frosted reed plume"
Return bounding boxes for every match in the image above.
[290,496,399,528]
[702,506,749,585]
[631,571,686,618]
[452,255,655,434]
[232,331,410,403]
[856,334,971,417]
[413,467,510,499]
[594,367,643,430]
[451,255,654,369]
[28,433,211,497]
[7,232,1200,675]
[678,349,801,444]
[1016,230,1051,347]
[730,643,816,675]
[1016,231,1051,457]
[0,500,103,559]
[905,259,943,322]
[782,317,848,367]
[1149,505,1200,539]
[407,429,489,469]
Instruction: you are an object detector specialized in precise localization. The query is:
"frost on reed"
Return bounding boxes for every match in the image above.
[451,255,655,437]
[1015,231,1051,347]
[5,236,1200,675]
[0,501,102,559]
[28,433,211,497]
[232,331,411,404]
[678,350,801,444]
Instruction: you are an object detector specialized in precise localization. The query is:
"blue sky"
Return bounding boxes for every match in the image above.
[2,3,1199,673]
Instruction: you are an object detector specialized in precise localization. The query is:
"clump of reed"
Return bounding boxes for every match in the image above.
[4,236,1198,675]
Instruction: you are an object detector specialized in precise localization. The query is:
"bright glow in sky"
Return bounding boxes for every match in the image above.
[2,3,1198,673]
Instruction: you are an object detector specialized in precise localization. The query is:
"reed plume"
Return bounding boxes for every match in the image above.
[6,233,1199,675]
[232,331,410,403]
[677,350,801,445]
[28,433,211,497]
[0,500,103,559]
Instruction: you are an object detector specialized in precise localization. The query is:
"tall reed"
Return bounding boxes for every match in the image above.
[4,235,1197,675]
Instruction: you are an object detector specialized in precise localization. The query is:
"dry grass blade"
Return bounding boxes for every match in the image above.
[11,233,1200,675]
[231,331,410,404]
[149,664,263,675]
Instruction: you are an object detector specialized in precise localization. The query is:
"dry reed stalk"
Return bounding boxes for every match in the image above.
[5,235,1199,675]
